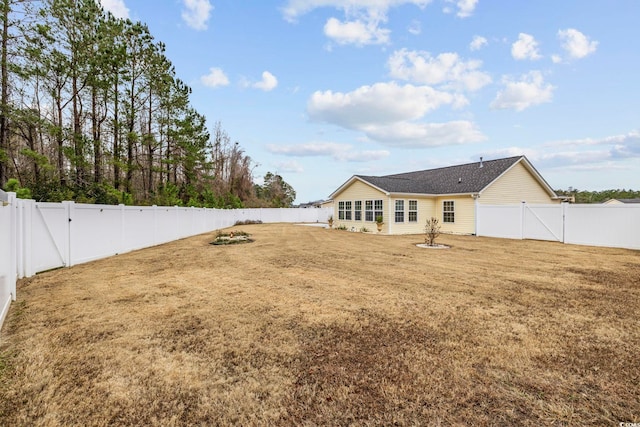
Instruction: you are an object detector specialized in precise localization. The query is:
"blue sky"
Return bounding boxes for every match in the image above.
[99,0,639,203]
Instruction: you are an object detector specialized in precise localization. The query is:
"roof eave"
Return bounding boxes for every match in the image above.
[389,191,479,198]
[389,192,438,197]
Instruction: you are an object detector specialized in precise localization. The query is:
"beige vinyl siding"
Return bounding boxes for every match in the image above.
[480,162,558,204]
[435,196,475,234]
[388,197,436,235]
[333,180,388,232]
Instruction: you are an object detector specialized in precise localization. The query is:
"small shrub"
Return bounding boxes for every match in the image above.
[234,219,263,225]
[360,227,370,233]
[424,217,441,246]
[336,224,347,230]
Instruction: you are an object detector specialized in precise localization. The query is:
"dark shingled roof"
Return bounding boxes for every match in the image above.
[356,156,524,195]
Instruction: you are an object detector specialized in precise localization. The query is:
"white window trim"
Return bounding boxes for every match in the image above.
[443,200,455,223]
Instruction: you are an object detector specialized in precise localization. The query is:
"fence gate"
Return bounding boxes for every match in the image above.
[522,204,564,242]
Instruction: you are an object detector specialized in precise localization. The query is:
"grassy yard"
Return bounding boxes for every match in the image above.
[0,224,638,426]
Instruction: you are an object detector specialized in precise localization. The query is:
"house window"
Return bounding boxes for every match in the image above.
[395,200,404,223]
[409,200,418,222]
[374,200,383,223]
[354,201,362,221]
[345,201,352,220]
[338,201,345,220]
[443,200,455,223]
[365,200,373,221]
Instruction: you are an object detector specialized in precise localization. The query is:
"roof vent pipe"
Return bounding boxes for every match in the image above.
[479,157,483,168]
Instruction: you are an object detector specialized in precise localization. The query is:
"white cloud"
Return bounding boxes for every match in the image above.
[272,160,304,173]
[283,1,430,46]
[308,82,462,128]
[544,130,640,160]
[484,130,640,173]
[324,16,390,45]
[99,0,129,19]
[491,71,554,111]
[388,49,491,92]
[182,0,213,31]
[307,82,484,147]
[361,120,486,147]
[266,142,390,162]
[253,71,278,91]
[511,33,542,60]
[408,20,421,35]
[557,28,598,59]
[442,0,478,18]
[201,67,229,88]
[455,0,478,18]
[282,0,431,22]
[469,35,487,51]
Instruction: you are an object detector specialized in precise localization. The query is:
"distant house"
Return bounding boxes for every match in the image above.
[328,155,561,235]
[603,198,640,205]
[298,200,325,208]
[319,199,334,210]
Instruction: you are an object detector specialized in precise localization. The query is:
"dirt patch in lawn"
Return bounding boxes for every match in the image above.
[1,224,639,425]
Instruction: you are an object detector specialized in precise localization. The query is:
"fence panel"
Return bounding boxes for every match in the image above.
[523,205,564,242]
[565,204,640,250]
[121,206,158,252]
[71,203,123,265]
[30,202,70,273]
[0,197,13,327]
[476,204,522,239]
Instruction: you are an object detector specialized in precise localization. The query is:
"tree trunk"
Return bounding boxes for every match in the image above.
[92,86,101,183]
[146,85,153,197]
[72,69,83,186]
[56,87,65,185]
[113,72,120,189]
[0,0,9,187]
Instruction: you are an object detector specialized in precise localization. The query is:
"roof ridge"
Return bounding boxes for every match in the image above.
[357,175,412,181]
[383,155,523,178]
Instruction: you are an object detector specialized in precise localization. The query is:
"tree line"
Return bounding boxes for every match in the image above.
[555,188,640,204]
[0,0,295,207]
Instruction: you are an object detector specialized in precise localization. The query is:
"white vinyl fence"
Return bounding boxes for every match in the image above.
[0,191,331,331]
[477,202,640,250]
[0,191,16,329]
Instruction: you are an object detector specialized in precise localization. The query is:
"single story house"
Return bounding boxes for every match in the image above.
[328,155,562,235]
[603,198,640,205]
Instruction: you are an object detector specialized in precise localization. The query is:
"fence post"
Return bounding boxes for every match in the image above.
[23,199,34,278]
[152,205,158,245]
[520,201,526,240]
[7,192,17,301]
[119,204,125,254]
[561,202,568,244]
[15,198,23,279]
[175,206,180,239]
[62,201,75,267]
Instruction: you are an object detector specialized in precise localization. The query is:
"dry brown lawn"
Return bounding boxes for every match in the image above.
[0,223,639,426]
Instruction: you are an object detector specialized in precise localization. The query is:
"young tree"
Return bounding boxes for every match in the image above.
[424,217,441,246]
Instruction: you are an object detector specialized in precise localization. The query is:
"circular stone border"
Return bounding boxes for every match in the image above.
[416,243,450,249]
[210,235,255,245]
